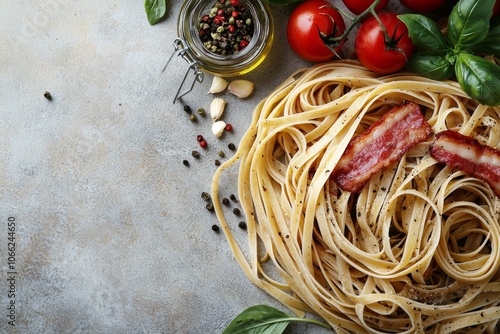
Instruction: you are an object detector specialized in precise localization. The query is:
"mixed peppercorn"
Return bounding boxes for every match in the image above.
[198,0,254,56]
[201,190,245,233]
[179,78,253,232]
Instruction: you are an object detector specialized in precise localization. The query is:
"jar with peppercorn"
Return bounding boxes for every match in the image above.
[177,0,273,77]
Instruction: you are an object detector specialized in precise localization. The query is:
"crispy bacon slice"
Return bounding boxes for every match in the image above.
[430,130,500,197]
[332,101,433,193]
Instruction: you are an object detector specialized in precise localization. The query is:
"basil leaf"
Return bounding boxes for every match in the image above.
[222,305,331,334]
[447,0,495,50]
[145,0,167,25]
[222,305,291,334]
[406,53,454,81]
[455,53,500,106]
[471,16,500,57]
[398,14,447,53]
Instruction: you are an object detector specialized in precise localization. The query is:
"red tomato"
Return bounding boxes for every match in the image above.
[342,0,389,15]
[355,12,415,74]
[287,0,346,62]
[399,0,446,13]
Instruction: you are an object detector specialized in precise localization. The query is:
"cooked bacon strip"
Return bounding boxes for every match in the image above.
[332,101,433,193]
[430,130,500,197]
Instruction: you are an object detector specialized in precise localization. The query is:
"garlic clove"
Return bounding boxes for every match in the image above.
[210,97,226,120]
[228,79,254,98]
[212,120,226,138]
[208,76,228,94]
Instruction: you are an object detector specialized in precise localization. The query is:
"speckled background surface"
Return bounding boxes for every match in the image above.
[0,1,407,333]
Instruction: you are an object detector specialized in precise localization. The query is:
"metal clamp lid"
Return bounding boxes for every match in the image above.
[163,38,204,103]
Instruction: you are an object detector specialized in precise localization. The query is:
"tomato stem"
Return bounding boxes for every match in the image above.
[322,0,391,53]
[370,7,391,45]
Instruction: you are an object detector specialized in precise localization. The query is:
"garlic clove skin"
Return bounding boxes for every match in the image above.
[212,120,226,138]
[228,79,254,98]
[210,97,226,120]
[208,76,229,94]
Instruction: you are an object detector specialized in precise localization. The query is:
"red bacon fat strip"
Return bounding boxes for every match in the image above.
[332,101,433,193]
[430,130,500,197]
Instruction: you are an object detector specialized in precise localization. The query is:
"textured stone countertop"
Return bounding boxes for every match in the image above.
[0,1,358,333]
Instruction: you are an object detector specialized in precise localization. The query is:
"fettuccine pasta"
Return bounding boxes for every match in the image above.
[212,60,500,333]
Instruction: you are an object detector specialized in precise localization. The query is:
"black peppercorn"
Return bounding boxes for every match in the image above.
[211,224,220,232]
[238,221,247,229]
[183,160,189,166]
[233,208,241,216]
[222,197,230,205]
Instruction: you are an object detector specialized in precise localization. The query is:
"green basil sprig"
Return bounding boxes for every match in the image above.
[145,0,167,25]
[399,0,500,106]
[222,304,331,334]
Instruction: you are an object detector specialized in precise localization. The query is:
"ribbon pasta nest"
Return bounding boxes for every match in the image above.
[212,60,500,333]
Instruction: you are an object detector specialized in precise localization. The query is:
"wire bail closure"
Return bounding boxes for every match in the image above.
[163,38,204,103]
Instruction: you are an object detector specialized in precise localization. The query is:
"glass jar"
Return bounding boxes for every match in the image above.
[177,0,274,77]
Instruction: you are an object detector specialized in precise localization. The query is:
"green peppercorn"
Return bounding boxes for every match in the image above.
[189,114,197,122]
[44,91,52,100]
[197,108,206,116]
[218,150,225,158]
